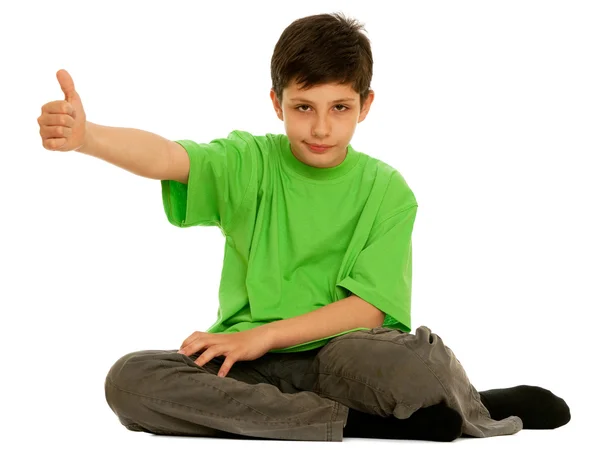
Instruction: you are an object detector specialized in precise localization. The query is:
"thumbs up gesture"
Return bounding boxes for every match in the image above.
[38,69,88,151]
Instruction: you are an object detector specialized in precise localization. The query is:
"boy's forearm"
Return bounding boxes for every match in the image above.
[76,121,172,180]
[262,295,385,350]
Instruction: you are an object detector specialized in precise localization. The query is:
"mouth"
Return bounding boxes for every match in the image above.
[305,142,334,153]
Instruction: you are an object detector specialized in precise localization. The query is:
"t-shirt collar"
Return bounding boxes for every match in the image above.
[280,135,361,181]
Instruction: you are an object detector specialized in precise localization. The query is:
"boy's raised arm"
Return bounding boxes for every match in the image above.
[80,122,189,183]
[37,69,189,183]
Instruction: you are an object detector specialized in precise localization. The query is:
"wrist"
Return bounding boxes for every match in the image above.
[75,121,94,153]
[256,322,279,350]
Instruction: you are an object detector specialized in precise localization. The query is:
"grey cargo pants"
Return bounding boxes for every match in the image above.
[105,326,523,441]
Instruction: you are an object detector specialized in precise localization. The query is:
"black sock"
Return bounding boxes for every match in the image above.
[343,402,463,442]
[478,385,571,429]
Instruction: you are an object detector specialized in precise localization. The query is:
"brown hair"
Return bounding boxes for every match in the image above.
[270,12,373,111]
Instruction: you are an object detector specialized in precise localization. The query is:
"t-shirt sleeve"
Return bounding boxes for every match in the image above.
[160,130,255,231]
[336,204,417,332]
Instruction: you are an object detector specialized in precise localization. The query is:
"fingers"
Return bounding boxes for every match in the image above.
[40,127,73,145]
[218,355,236,378]
[38,102,76,151]
[38,123,74,151]
[177,332,237,376]
[39,125,73,139]
[38,111,75,128]
[43,137,67,150]
[179,331,204,351]
[178,336,209,356]
[41,100,75,116]
[193,346,225,368]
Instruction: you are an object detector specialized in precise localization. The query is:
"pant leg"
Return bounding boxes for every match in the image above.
[104,349,348,441]
[282,326,523,438]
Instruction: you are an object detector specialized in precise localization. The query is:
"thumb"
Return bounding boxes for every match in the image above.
[56,69,80,104]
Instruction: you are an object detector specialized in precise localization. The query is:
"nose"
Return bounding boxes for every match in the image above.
[311,114,331,139]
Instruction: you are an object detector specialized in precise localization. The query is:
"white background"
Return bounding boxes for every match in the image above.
[1,0,598,448]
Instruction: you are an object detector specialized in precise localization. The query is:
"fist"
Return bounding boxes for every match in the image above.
[38,69,87,151]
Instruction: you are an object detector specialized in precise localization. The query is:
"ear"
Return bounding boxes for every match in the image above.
[357,90,375,124]
[270,89,284,121]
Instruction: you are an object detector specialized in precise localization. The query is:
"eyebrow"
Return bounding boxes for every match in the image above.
[289,97,356,103]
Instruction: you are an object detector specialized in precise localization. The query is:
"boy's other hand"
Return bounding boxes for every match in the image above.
[177,328,276,378]
[38,69,88,152]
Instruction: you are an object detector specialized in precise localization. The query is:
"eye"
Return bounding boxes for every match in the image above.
[294,104,349,112]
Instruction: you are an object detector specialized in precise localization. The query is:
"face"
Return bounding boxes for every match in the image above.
[270,80,374,168]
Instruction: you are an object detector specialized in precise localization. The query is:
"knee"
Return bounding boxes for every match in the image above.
[318,328,437,383]
[107,349,180,389]
[106,350,147,391]
[315,329,447,412]
[104,349,175,413]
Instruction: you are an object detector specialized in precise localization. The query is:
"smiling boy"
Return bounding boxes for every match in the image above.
[38,12,570,442]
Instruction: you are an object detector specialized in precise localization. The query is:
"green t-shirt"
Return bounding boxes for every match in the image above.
[161,130,418,353]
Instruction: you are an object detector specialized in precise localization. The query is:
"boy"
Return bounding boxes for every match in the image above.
[37,12,570,442]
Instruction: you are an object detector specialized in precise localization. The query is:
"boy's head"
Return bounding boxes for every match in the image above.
[270,12,375,169]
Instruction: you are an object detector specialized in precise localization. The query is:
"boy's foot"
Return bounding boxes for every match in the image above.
[344,402,463,442]
[479,385,571,429]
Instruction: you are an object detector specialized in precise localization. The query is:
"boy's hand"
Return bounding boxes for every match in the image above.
[38,69,87,152]
[177,327,276,378]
